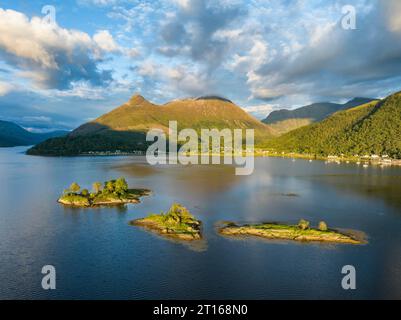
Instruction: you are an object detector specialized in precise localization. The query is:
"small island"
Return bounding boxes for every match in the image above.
[58,177,151,207]
[130,203,202,241]
[219,219,363,245]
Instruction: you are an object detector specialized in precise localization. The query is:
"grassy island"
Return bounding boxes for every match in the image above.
[58,178,150,207]
[219,219,363,245]
[130,203,202,241]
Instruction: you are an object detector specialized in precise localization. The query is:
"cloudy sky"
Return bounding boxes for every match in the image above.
[1,0,401,131]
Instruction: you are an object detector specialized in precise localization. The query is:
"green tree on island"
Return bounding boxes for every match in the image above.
[105,180,115,193]
[115,177,129,195]
[59,178,150,207]
[92,182,102,194]
[298,219,310,231]
[162,203,195,225]
[318,221,328,231]
[69,182,80,193]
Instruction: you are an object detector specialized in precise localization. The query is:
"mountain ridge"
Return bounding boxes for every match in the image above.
[28,95,275,156]
[263,97,375,134]
[0,120,69,147]
[263,91,401,158]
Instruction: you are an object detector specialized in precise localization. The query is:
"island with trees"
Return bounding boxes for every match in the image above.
[58,177,151,207]
[219,219,363,245]
[130,203,202,241]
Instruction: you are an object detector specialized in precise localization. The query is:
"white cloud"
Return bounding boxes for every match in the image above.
[382,0,401,32]
[231,0,401,103]
[125,48,140,57]
[3,0,401,118]
[94,30,120,54]
[309,22,336,47]
[138,60,157,77]
[243,103,275,119]
[0,9,92,68]
[93,30,140,58]
[213,28,243,41]
[173,0,191,10]
[22,116,52,123]
[137,59,211,97]
[49,82,108,100]
[229,38,269,72]
[0,8,114,90]
[78,0,119,7]
[0,81,15,96]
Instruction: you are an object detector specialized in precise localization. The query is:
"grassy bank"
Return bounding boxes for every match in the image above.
[219,220,363,245]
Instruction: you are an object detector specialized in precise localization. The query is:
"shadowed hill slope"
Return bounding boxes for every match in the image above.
[0,120,68,147]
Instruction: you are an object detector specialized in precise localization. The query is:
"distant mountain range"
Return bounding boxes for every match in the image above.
[0,120,68,147]
[264,91,401,158]
[262,98,375,134]
[28,95,275,156]
[26,91,401,159]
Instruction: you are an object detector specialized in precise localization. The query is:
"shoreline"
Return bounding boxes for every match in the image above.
[24,146,401,167]
[130,218,202,241]
[254,152,401,167]
[57,197,143,207]
[58,188,151,208]
[218,222,365,245]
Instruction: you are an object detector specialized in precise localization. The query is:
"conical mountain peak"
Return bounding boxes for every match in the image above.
[129,93,148,105]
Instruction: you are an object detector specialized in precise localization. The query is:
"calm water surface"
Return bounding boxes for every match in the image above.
[1,147,401,299]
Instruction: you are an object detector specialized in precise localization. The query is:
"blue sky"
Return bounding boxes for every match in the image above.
[1,0,401,131]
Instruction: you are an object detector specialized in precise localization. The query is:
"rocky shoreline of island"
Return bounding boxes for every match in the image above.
[218,220,364,245]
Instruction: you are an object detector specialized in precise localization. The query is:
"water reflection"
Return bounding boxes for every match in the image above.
[1,148,401,299]
[114,161,243,202]
[306,174,401,211]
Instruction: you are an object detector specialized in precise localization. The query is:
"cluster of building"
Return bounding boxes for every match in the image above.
[84,150,145,156]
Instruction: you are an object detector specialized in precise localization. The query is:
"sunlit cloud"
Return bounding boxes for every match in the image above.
[1,0,401,130]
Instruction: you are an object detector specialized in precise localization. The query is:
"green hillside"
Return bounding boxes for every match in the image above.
[28,95,276,156]
[0,120,68,147]
[262,98,375,134]
[263,92,401,158]
[268,118,314,136]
